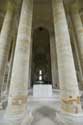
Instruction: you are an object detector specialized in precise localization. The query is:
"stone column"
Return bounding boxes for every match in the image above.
[0,16,18,108]
[50,35,59,89]
[5,0,33,123]
[6,38,16,93]
[52,0,83,124]
[28,39,32,89]
[69,16,83,88]
[0,1,15,98]
[70,3,83,75]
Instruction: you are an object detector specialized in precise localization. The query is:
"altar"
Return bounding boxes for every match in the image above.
[33,70,52,98]
[33,84,52,98]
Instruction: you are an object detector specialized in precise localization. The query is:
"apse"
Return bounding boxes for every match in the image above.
[31,27,52,86]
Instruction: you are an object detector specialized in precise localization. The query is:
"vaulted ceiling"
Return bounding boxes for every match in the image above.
[0,0,83,29]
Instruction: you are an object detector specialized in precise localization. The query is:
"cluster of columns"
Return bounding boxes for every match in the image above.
[0,0,83,124]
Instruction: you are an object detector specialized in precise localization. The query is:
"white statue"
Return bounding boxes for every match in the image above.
[39,70,43,81]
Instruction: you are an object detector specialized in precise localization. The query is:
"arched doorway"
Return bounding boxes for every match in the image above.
[31,27,52,87]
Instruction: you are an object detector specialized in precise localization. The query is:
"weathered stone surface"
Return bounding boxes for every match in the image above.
[70,3,83,75]
[50,35,59,88]
[0,1,14,95]
[52,0,82,113]
[6,0,33,120]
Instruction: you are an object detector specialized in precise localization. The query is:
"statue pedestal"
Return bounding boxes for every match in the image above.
[33,84,52,98]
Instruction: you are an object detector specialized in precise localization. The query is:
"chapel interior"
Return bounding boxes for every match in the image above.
[0,0,83,125]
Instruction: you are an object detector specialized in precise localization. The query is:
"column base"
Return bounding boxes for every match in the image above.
[21,111,33,125]
[2,119,21,125]
[4,111,25,125]
[56,111,83,125]
[4,110,33,125]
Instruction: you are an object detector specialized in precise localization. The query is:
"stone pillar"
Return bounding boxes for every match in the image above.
[69,16,83,89]
[70,3,83,75]
[0,1,15,98]
[0,16,18,108]
[50,35,59,89]
[28,39,32,89]
[52,0,83,124]
[5,0,33,123]
[6,38,16,93]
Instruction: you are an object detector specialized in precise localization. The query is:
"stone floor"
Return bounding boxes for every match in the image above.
[0,89,83,125]
[31,106,59,125]
[0,102,61,125]
[22,98,61,125]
